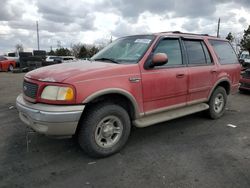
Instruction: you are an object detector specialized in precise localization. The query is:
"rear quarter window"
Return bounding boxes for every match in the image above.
[209,40,238,64]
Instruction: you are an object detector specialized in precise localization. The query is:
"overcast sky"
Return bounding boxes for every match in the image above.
[0,0,250,53]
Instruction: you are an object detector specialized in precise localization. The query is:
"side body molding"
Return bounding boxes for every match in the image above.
[82,88,142,119]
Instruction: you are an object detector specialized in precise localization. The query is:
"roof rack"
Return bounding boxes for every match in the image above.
[161,31,210,36]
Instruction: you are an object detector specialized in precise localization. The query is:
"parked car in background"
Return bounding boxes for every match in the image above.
[0,56,16,72]
[239,51,250,68]
[44,56,76,66]
[5,51,44,71]
[16,31,241,158]
[61,56,76,63]
[44,56,63,66]
[239,69,250,92]
[4,52,20,66]
[45,56,75,63]
[45,56,62,63]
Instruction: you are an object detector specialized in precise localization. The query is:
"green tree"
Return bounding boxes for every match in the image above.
[240,25,250,54]
[78,45,88,58]
[47,50,55,55]
[87,46,99,57]
[226,32,234,42]
[55,48,71,56]
[71,43,82,58]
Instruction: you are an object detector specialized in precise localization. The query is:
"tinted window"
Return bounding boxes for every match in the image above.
[8,53,16,57]
[184,40,206,65]
[154,39,182,66]
[202,42,212,64]
[209,40,238,64]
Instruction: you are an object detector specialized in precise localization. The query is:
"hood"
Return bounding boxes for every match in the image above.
[25,60,121,83]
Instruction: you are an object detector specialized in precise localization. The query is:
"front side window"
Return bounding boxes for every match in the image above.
[209,40,238,64]
[153,38,183,66]
[92,35,155,64]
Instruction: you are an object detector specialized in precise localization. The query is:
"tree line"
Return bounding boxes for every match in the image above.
[47,43,102,58]
[226,25,250,54]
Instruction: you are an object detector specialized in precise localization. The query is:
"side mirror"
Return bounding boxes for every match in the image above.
[151,53,168,67]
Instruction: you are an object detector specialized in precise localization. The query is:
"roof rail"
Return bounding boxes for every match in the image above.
[171,31,209,36]
[160,31,210,36]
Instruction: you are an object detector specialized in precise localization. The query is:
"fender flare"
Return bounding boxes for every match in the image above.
[82,88,141,118]
[208,78,231,100]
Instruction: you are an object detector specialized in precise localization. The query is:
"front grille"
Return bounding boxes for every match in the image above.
[23,80,38,99]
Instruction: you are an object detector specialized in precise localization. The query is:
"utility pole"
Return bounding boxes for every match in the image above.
[217,18,220,38]
[110,35,113,43]
[36,21,40,50]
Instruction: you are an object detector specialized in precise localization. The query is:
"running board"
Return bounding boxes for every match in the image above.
[133,103,209,128]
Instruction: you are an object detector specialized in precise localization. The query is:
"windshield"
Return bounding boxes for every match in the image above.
[92,35,154,64]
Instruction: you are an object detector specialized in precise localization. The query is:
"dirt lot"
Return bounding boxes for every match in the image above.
[0,72,250,188]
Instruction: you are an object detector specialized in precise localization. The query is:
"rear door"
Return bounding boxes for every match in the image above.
[208,39,241,93]
[182,39,216,103]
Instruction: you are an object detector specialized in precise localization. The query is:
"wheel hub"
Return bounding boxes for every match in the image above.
[102,124,114,138]
[214,93,224,113]
[95,115,123,148]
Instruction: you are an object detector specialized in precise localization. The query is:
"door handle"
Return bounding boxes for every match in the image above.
[211,69,217,73]
[176,73,185,78]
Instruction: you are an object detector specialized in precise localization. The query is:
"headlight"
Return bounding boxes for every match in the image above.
[41,86,74,101]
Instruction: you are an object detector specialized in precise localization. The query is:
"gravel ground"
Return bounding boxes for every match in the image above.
[0,72,250,188]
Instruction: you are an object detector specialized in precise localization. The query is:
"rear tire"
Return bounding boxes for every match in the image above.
[78,103,131,158]
[207,86,227,119]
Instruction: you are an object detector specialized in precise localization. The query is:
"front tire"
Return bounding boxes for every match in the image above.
[78,103,131,158]
[207,86,227,119]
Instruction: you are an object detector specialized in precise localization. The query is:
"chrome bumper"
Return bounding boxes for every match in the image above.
[16,94,85,136]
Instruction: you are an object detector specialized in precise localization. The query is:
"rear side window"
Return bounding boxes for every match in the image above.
[209,40,238,64]
[184,40,210,65]
[154,38,183,66]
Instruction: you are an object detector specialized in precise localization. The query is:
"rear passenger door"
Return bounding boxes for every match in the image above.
[182,39,216,103]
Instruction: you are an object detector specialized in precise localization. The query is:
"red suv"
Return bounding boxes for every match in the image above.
[16,31,241,157]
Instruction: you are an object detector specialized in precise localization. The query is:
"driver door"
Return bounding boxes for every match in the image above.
[140,38,188,113]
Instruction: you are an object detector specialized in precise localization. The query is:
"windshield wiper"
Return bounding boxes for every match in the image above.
[93,58,119,64]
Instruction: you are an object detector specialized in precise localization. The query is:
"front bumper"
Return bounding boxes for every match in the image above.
[16,94,85,136]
